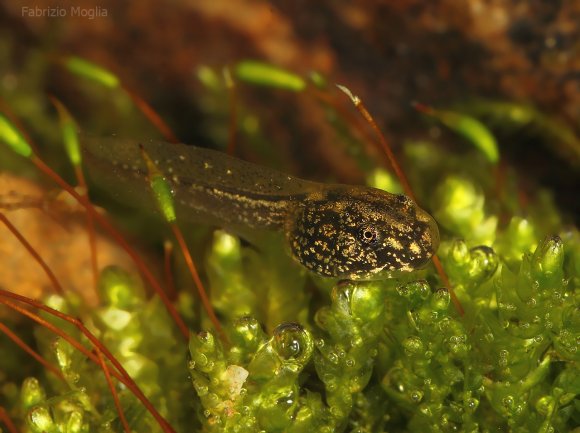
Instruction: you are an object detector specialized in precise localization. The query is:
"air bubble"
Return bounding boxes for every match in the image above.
[535,396,553,415]
[273,322,313,365]
[329,405,343,418]
[328,352,339,364]
[468,246,499,281]
[410,390,423,403]
[403,336,424,355]
[431,289,450,311]
[502,396,514,410]
[465,397,479,412]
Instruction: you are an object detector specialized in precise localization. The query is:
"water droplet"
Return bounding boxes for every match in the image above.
[328,352,339,364]
[469,246,499,281]
[535,396,553,415]
[345,357,355,368]
[396,285,409,297]
[431,289,450,311]
[502,396,514,410]
[273,322,312,364]
[403,336,424,355]
[203,409,211,418]
[315,338,325,348]
[276,393,295,408]
[410,390,423,403]
[350,336,363,348]
[465,397,479,412]
[197,354,208,367]
[330,405,343,418]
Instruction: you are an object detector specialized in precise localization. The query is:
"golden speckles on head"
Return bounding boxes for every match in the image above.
[178,154,186,161]
[386,237,404,250]
[203,161,212,169]
[409,241,421,255]
[285,185,439,278]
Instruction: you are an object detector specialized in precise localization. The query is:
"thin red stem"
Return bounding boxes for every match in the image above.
[0,406,19,433]
[0,321,64,380]
[74,165,100,296]
[225,70,238,156]
[432,255,464,316]
[163,240,178,301]
[170,223,227,343]
[338,87,463,315]
[0,290,177,433]
[124,88,179,144]
[349,96,416,200]
[0,212,65,295]
[96,349,131,433]
[31,156,190,339]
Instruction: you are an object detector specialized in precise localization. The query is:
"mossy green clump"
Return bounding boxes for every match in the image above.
[0,60,578,433]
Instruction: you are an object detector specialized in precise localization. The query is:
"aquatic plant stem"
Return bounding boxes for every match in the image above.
[163,240,178,300]
[336,84,464,316]
[224,67,239,156]
[124,88,180,144]
[432,255,464,316]
[0,211,65,296]
[0,321,64,380]
[50,95,101,297]
[336,85,416,200]
[29,155,190,339]
[170,223,227,343]
[96,348,131,433]
[74,165,100,295]
[0,290,177,433]
[0,406,18,433]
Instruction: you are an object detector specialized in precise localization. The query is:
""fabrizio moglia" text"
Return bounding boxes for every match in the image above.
[22,6,108,19]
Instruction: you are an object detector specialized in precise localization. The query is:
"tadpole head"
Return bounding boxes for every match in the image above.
[286,186,439,279]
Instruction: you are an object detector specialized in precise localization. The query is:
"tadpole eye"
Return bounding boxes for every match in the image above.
[359,225,379,245]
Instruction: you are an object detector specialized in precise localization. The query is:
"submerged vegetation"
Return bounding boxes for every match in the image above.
[0,29,579,433]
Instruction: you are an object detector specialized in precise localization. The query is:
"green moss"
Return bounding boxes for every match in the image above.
[0,57,578,433]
